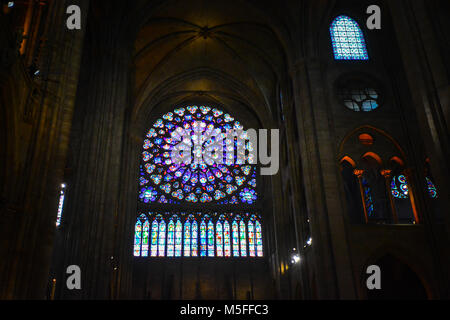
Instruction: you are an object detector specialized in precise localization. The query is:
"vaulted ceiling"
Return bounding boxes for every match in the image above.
[131,0,292,129]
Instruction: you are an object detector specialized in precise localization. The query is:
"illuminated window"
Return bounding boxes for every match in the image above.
[362,178,375,217]
[134,214,149,257]
[134,105,263,259]
[339,87,379,112]
[56,184,66,227]
[139,106,257,205]
[426,177,438,199]
[330,15,369,60]
[391,175,410,199]
[134,213,263,258]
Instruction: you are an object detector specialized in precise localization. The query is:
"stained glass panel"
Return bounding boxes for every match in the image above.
[232,220,240,257]
[167,220,175,257]
[216,221,224,257]
[248,221,256,257]
[240,220,247,257]
[151,220,158,257]
[142,219,149,257]
[135,213,262,259]
[139,106,257,205]
[224,221,231,257]
[200,220,207,257]
[208,221,215,257]
[184,221,191,257]
[192,221,198,257]
[255,221,263,257]
[158,220,166,257]
[391,175,409,199]
[362,178,374,217]
[426,177,438,199]
[134,219,142,257]
[330,16,369,60]
[175,220,182,257]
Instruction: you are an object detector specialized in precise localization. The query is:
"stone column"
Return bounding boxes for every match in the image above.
[58,10,133,299]
[290,58,357,299]
[380,169,399,224]
[353,169,368,224]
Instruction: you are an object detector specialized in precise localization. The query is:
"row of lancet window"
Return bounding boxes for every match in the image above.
[342,155,439,225]
[134,214,263,258]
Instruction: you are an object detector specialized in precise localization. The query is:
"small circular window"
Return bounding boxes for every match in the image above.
[336,76,382,112]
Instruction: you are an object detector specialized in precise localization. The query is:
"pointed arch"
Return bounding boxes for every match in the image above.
[232,218,240,257]
[224,220,231,257]
[184,219,192,257]
[134,218,143,257]
[158,219,166,257]
[216,220,224,257]
[255,219,263,257]
[207,220,215,257]
[240,220,247,257]
[150,218,159,256]
[200,218,207,257]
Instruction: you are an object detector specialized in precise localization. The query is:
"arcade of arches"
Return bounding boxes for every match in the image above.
[0,0,449,300]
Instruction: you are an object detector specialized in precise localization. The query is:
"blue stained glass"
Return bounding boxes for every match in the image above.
[248,221,255,257]
[134,219,142,257]
[151,220,158,256]
[362,178,374,217]
[158,220,166,257]
[175,220,182,257]
[255,220,263,257]
[139,106,257,204]
[200,221,207,257]
[240,220,247,257]
[224,221,231,257]
[330,16,369,60]
[232,220,240,257]
[184,221,191,257]
[426,177,438,199]
[142,220,149,257]
[216,221,224,257]
[167,220,175,257]
[191,221,198,257]
[391,175,409,199]
[208,221,215,257]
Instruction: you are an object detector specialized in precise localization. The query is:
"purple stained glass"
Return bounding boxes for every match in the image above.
[139,106,257,205]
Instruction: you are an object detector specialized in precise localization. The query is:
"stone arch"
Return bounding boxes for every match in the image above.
[360,247,434,299]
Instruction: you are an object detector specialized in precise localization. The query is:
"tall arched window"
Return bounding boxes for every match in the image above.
[330,15,369,60]
[134,106,263,258]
